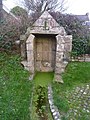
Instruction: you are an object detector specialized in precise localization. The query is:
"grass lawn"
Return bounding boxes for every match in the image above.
[53,62,90,91]
[1,52,90,120]
[0,53,33,120]
[52,62,90,119]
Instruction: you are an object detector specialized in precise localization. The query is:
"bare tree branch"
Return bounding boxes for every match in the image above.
[23,0,67,13]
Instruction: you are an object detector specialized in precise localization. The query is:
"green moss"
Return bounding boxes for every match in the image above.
[34,72,54,87]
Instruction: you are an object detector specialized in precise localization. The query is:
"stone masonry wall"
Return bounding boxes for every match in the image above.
[54,35,72,83]
[26,34,35,73]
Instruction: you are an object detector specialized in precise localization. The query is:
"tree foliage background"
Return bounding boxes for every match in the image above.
[0,13,20,51]
[0,0,90,55]
[51,12,90,55]
[23,0,67,13]
[0,6,29,52]
[11,6,29,33]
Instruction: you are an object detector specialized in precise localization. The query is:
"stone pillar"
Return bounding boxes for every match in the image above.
[20,35,26,59]
[54,34,72,83]
[26,34,35,73]
[54,35,65,83]
[64,35,72,52]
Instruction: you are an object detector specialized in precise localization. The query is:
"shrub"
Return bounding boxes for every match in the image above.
[72,38,88,57]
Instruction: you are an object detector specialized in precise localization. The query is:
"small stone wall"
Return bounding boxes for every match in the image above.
[71,54,90,62]
[48,85,61,120]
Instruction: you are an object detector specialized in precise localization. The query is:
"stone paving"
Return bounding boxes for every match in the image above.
[48,85,61,120]
[63,84,90,120]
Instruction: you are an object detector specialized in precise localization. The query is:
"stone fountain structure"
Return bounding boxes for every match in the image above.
[20,11,72,83]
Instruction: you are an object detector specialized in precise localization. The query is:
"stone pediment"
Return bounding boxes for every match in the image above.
[31,11,66,35]
[33,11,60,28]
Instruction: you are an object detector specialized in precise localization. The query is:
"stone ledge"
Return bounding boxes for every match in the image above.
[54,74,64,83]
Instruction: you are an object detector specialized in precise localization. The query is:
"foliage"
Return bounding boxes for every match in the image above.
[0,52,33,120]
[51,12,90,56]
[51,12,90,39]
[54,96,69,112]
[30,72,54,120]
[31,85,53,120]
[0,6,30,52]
[34,86,47,119]
[11,6,28,17]
[0,17,20,51]
[72,38,88,56]
[11,6,29,33]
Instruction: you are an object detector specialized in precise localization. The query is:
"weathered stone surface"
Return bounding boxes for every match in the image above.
[56,44,64,52]
[55,68,64,74]
[64,44,71,51]
[26,34,35,73]
[33,11,60,29]
[56,52,63,57]
[25,27,31,37]
[54,74,64,83]
[64,36,72,52]
[29,74,34,80]
[56,35,65,44]
[21,61,34,73]
[21,11,72,82]
[26,43,34,51]
[64,35,72,42]
[48,85,61,120]
[26,34,35,44]
[21,42,26,59]
[56,53,64,63]
[27,51,34,61]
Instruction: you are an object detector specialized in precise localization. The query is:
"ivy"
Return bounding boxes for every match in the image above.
[72,39,88,57]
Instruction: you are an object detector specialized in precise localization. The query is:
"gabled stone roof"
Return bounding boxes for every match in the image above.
[33,11,60,29]
[31,11,66,35]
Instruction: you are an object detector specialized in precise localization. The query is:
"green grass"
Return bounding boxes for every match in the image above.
[53,62,90,91]
[0,53,32,120]
[63,62,90,88]
[52,61,90,117]
[34,72,54,87]
[1,52,90,120]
